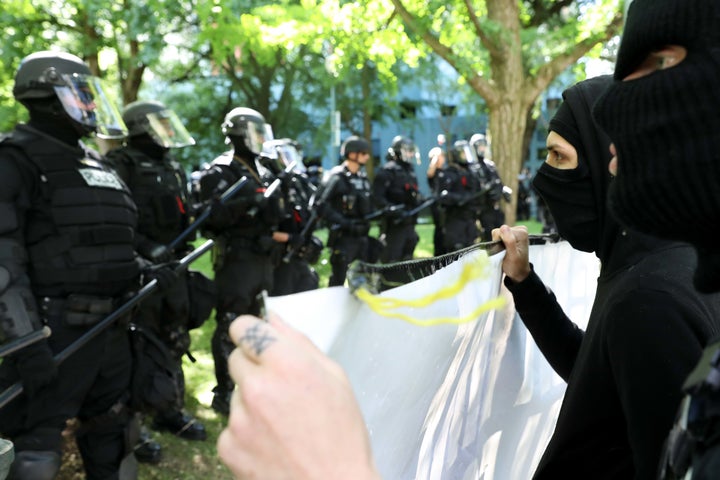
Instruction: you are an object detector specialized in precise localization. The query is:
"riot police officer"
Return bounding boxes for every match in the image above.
[372,135,420,262]
[426,146,447,256]
[436,140,484,252]
[469,133,509,241]
[195,107,282,415]
[0,51,140,479]
[104,100,207,442]
[318,136,374,287]
[260,139,321,295]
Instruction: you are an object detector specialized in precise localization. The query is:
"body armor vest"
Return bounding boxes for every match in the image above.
[206,153,281,238]
[7,126,139,298]
[110,147,189,245]
[378,161,419,207]
[327,165,373,219]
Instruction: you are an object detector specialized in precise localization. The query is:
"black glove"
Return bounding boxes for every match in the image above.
[209,198,233,224]
[143,262,180,292]
[139,243,173,263]
[349,220,369,236]
[288,233,305,249]
[15,339,58,396]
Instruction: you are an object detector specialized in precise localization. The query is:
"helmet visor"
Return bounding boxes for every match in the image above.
[277,144,305,173]
[54,74,127,139]
[245,121,273,155]
[400,145,420,164]
[146,109,196,148]
[452,144,477,165]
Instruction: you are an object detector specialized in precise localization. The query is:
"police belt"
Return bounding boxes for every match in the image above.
[40,294,120,327]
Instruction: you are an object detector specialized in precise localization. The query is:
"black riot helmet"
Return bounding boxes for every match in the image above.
[122,100,195,148]
[13,50,127,139]
[469,133,488,160]
[261,138,306,174]
[340,135,370,158]
[221,107,273,156]
[388,135,420,164]
[449,140,477,166]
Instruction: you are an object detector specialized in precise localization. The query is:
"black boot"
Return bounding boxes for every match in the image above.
[134,429,162,464]
[152,411,207,441]
[211,386,232,416]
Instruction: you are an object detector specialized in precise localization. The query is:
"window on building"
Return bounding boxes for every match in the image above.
[440,104,456,117]
[400,102,417,119]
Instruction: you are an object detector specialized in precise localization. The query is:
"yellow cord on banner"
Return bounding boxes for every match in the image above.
[355,253,506,327]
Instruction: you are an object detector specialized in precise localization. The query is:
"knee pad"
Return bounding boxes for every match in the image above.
[8,450,61,480]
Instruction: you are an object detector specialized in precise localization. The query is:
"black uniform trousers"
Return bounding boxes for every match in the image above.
[329,234,369,287]
[132,275,190,412]
[213,246,273,393]
[0,314,132,480]
[271,257,319,296]
[442,215,479,253]
[380,222,419,263]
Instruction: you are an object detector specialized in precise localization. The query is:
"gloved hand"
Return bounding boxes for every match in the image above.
[139,242,173,263]
[143,262,180,292]
[209,198,234,224]
[288,233,305,249]
[15,339,58,396]
[349,220,369,237]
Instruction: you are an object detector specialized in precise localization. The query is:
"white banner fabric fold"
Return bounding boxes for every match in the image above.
[266,241,599,480]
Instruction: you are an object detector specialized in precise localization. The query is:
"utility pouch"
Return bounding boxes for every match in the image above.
[128,323,181,413]
[186,270,216,330]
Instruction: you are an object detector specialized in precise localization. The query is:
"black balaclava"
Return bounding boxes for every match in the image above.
[533,99,600,253]
[129,132,169,160]
[593,0,720,292]
[534,75,674,274]
[25,98,83,147]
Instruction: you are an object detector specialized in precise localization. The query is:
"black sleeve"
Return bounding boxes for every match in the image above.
[605,290,709,480]
[371,168,391,209]
[504,267,585,381]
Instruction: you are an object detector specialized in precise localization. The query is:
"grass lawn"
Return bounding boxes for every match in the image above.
[57,216,543,479]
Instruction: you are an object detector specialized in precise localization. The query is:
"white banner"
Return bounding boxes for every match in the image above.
[267,241,599,480]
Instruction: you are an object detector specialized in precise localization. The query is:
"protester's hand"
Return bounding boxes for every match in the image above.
[217,313,382,480]
[15,339,57,396]
[492,224,531,283]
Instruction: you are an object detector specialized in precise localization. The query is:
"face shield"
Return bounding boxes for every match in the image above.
[451,142,477,165]
[277,144,305,173]
[399,144,421,164]
[146,109,196,148]
[54,73,127,139]
[240,121,273,155]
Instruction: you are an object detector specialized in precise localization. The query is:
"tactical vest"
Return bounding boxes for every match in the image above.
[327,165,373,219]
[206,153,281,239]
[379,161,419,207]
[110,147,189,245]
[6,126,139,298]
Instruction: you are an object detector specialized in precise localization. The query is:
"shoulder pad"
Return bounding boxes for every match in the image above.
[212,151,234,166]
[328,164,346,175]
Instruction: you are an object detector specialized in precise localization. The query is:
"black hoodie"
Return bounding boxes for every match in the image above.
[506,76,720,479]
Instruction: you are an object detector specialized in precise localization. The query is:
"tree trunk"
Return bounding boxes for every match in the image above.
[488,96,526,226]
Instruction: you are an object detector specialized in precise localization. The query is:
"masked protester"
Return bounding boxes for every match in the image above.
[496,75,720,479]
[426,146,447,256]
[591,0,720,477]
[104,100,207,450]
[194,107,282,415]
[0,51,144,479]
[320,136,374,287]
[372,135,421,262]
